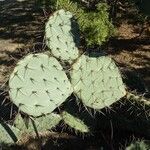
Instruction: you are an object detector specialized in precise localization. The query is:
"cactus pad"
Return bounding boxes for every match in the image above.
[0,121,21,144]
[14,113,62,133]
[126,141,150,150]
[62,111,90,133]
[9,53,73,117]
[70,54,126,110]
[45,9,80,63]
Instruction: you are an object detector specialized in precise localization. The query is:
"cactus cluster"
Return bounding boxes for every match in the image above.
[0,9,126,144]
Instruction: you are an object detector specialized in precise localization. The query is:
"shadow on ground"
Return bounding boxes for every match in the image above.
[109,37,150,93]
[0,0,46,44]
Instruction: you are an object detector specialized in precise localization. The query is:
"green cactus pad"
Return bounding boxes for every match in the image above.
[14,113,62,132]
[70,54,126,110]
[63,100,96,133]
[13,114,27,131]
[126,141,150,150]
[45,9,80,63]
[62,111,90,133]
[9,53,73,117]
[0,121,21,144]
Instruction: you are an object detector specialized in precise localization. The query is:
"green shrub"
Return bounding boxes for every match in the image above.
[56,0,115,46]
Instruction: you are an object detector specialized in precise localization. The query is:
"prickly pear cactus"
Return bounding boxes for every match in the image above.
[0,121,21,144]
[45,9,80,63]
[125,140,150,150]
[9,53,73,117]
[70,54,126,110]
[62,111,90,133]
[14,113,62,132]
[62,100,96,133]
